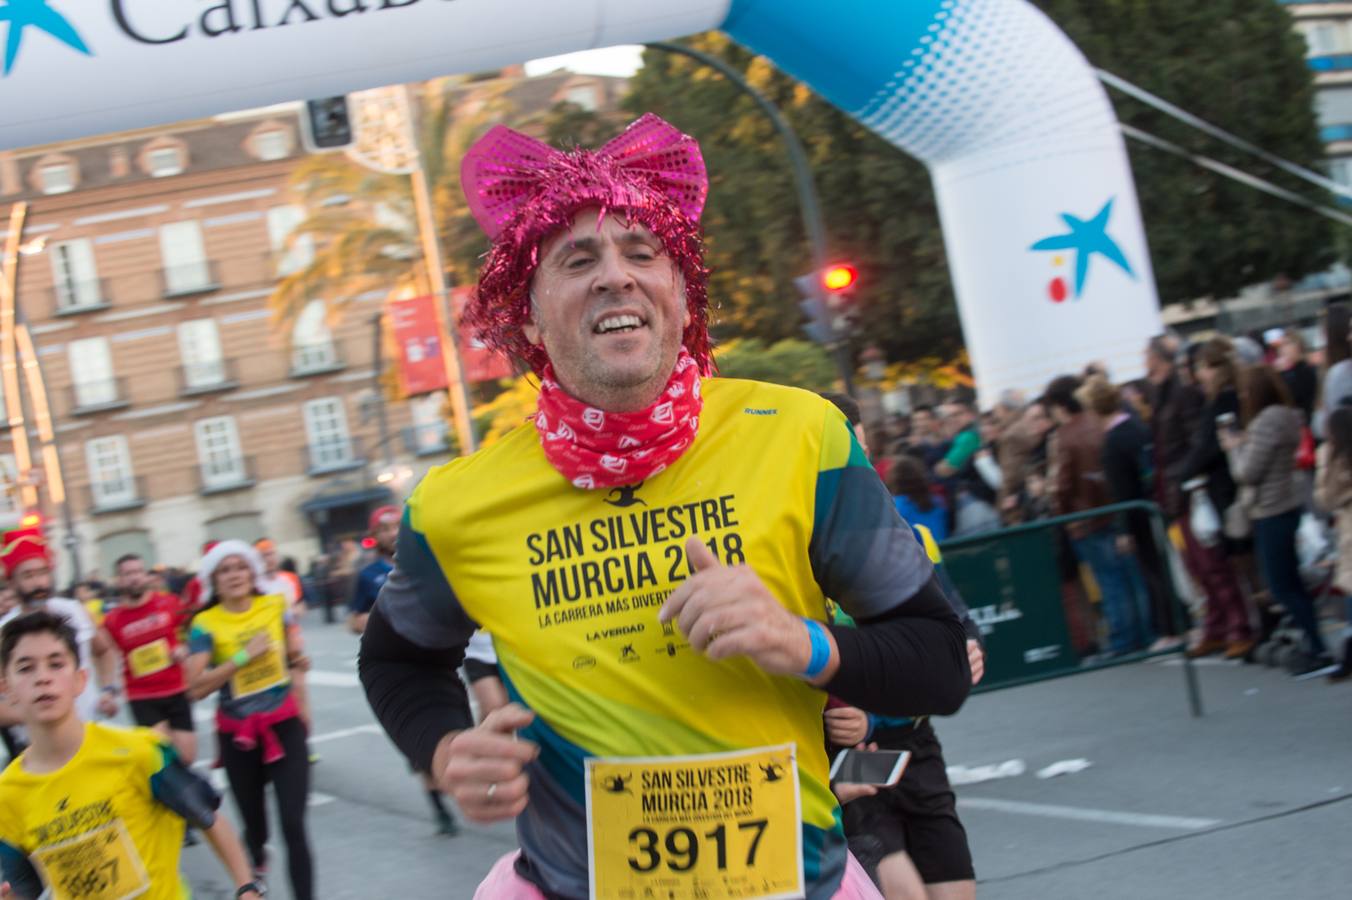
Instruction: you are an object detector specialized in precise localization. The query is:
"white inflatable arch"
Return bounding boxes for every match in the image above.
[1,0,1161,400]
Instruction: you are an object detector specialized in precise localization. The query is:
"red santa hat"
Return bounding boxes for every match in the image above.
[0,526,51,578]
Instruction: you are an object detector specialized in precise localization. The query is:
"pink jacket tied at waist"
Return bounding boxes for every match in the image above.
[215,692,301,765]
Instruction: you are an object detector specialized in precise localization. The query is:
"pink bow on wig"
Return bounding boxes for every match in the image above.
[462,113,708,239]
[460,113,714,377]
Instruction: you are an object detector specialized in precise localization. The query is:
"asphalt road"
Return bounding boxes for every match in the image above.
[175,618,1351,899]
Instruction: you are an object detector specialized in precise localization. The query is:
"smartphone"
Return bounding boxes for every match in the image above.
[1216,412,1237,430]
[829,749,911,786]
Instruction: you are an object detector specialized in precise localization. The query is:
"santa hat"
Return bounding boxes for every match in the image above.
[0,526,50,578]
[197,539,266,605]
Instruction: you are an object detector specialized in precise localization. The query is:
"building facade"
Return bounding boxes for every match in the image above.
[0,68,629,581]
[1286,1,1352,192]
[0,108,449,579]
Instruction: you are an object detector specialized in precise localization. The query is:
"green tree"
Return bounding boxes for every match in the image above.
[714,338,839,392]
[624,35,962,363]
[1031,0,1335,301]
[623,10,1336,360]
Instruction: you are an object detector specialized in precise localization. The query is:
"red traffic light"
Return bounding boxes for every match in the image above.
[822,265,858,292]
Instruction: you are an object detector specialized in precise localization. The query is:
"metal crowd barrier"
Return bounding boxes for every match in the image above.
[939,500,1203,717]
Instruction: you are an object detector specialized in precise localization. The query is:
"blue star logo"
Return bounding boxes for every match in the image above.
[1029,198,1136,299]
[0,0,91,77]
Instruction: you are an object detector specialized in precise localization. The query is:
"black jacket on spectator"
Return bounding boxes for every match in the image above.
[1179,387,1240,519]
[1149,374,1204,520]
[1103,415,1153,504]
[1282,361,1317,421]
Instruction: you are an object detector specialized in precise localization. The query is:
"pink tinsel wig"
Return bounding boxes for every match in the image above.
[460,113,712,377]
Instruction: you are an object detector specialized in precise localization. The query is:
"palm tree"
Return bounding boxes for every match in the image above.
[267,78,511,329]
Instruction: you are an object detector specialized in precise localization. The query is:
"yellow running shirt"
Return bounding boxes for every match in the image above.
[377,377,940,898]
[0,722,210,900]
[189,594,292,718]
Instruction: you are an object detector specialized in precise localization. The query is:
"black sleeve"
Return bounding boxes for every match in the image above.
[935,564,983,647]
[150,757,220,830]
[359,602,474,773]
[461,657,500,684]
[0,842,41,900]
[824,573,971,717]
[358,507,479,773]
[1179,400,1221,482]
[1101,429,1139,505]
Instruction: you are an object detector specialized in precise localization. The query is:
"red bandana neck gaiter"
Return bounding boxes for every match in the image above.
[534,348,703,490]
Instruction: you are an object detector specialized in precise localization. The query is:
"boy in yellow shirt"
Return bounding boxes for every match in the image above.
[0,610,263,900]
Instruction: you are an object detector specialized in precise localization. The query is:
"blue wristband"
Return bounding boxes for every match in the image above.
[801,618,831,679]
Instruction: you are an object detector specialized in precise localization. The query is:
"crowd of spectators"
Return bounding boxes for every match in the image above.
[864,316,1352,680]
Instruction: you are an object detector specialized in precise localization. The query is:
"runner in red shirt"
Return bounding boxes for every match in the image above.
[100,552,197,764]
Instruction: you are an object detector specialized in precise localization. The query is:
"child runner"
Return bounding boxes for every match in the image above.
[0,610,263,899]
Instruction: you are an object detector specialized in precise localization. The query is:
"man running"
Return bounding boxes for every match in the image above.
[100,553,197,764]
[0,527,118,733]
[359,115,970,899]
[349,505,459,836]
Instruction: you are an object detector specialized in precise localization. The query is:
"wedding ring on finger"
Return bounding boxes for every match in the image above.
[486,782,498,801]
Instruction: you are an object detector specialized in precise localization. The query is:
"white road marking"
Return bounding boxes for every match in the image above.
[305,669,362,688]
[957,797,1221,830]
[308,723,384,744]
[309,791,337,808]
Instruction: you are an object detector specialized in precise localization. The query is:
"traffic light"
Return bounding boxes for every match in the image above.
[796,264,860,344]
[302,96,354,152]
[822,264,858,293]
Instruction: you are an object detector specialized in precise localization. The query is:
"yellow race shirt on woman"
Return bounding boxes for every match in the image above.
[375,377,943,899]
[189,594,292,718]
[0,721,218,900]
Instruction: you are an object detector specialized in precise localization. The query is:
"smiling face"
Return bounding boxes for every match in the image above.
[524,208,690,412]
[212,555,255,603]
[2,631,85,725]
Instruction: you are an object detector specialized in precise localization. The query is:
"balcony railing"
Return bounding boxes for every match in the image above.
[68,376,130,415]
[290,341,344,377]
[198,455,255,495]
[305,435,365,476]
[51,278,111,315]
[402,423,450,457]
[176,358,240,396]
[86,475,146,514]
[160,259,221,298]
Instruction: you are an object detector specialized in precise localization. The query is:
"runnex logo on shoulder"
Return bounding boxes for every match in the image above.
[742,407,778,416]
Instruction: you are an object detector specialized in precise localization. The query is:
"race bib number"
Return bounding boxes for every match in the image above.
[230,649,287,698]
[586,744,803,900]
[32,819,150,900]
[127,639,171,679]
